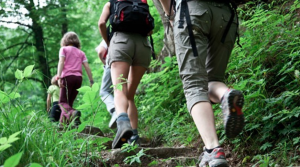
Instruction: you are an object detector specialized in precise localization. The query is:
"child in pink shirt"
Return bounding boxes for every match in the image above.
[56,31,94,125]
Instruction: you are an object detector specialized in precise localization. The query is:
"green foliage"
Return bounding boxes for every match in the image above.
[3,152,23,167]
[121,143,148,165]
[222,0,300,165]
[0,131,21,152]
[136,57,197,145]
[0,66,108,166]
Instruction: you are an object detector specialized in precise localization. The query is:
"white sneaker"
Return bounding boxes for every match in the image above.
[109,111,118,129]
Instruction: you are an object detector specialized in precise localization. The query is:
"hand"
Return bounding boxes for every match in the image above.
[58,79,64,88]
[169,20,174,27]
[90,80,94,87]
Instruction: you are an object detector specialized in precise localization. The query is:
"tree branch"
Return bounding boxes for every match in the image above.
[0,41,33,53]
[5,34,31,71]
[0,20,32,28]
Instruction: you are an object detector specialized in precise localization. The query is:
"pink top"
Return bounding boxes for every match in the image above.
[59,46,88,78]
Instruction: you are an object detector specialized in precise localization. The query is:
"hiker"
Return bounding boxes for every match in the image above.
[98,0,154,149]
[95,40,117,129]
[46,75,62,122]
[57,31,94,126]
[159,0,245,166]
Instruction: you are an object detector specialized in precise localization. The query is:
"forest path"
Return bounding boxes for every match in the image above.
[70,126,200,167]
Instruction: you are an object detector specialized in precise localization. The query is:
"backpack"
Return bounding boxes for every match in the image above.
[168,0,243,57]
[108,0,156,59]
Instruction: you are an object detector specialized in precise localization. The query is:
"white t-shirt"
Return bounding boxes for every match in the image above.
[95,40,108,53]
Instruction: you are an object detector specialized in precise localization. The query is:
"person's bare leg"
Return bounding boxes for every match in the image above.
[191,102,220,149]
[208,81,229,103]
[127,66,147,129]
[111,62,130,115]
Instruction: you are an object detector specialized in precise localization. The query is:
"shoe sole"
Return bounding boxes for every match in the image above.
[112,128,133,149]
[225,90,245,138]
[201,159,228,167]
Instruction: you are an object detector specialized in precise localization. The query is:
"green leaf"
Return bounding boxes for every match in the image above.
[76,103,91,110]
[29,163,43,167]
[82,91,96,103]
[0,90,10,104]
[7,131,21,144]
[77,86,91,92]
[4,152,23,167]
[15,69,23,80]
[91,83,99,92]
[116,84,123,91]
[0,137,8,144]
[23,65,34,78]
[0,144,12,152]
[77,123,86,133]
[8,92,21,100]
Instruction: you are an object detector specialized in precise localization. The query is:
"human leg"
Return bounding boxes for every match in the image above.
[100,65,117,128]
[111,61,133,148]
[99,65,115,113]
[173,1,228,166]
[205,1,244,138]
[59,76,82,124]
[127,66,147,145]
[111,62,130,115]
[49,101,61,122]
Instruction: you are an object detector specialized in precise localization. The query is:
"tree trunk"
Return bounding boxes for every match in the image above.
[27,1,51,99]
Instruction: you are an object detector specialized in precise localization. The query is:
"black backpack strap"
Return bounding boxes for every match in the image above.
[150,35,156,60]
[221,2,242,48]
[178,0,198,57]
[167,0,175,34]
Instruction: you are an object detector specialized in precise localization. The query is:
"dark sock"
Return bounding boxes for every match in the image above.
[132,129,138,135]
[205,146,221,153]
[117,113,130,121]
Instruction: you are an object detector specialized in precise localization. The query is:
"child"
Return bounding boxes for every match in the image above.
[57,31,94,126]
[46,75,61,122]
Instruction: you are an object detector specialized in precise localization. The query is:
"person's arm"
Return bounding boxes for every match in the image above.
[98,2,111,47]
[98,46,107,65]
[159,0,175,25]
[83,62,94,87]
[57,56,65,88]
[47,93,51,112]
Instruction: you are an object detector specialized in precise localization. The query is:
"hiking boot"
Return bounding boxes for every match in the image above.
[221,89,245,138]
[109,111,118,129]
[72,110,81,126]
[112,117,133,149]
[198,147,228,167]
[128,134,140,146]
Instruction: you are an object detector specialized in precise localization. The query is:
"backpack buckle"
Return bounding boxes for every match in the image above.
[178,20,184,28]
[132,2,139,11]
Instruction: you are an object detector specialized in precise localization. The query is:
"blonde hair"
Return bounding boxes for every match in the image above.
[51,75,58,86]
[60,32,81,48]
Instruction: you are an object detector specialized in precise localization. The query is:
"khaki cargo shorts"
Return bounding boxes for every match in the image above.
[107,32,152,69]
[173,0,238,112]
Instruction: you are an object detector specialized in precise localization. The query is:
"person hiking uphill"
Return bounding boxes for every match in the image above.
[95,40,117,129]
[57,31,94,126]
[47,75,62,122]
[98,0,154,149]
[159,0,245,166]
